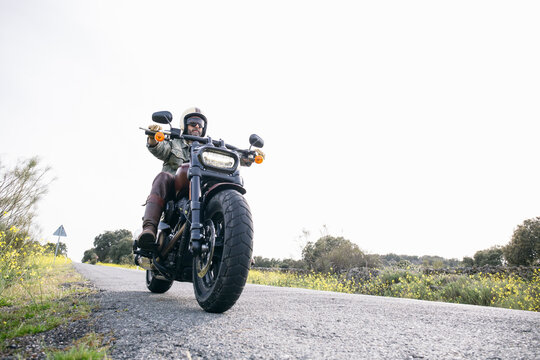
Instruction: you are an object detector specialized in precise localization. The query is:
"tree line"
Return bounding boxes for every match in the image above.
[253,217,540,272]
[83,216,540,273]
[1,155,537,272]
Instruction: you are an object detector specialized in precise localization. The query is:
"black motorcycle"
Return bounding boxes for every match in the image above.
[134,111,264,313]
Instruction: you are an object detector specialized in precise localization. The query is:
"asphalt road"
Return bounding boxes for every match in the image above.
[73,263,540,360]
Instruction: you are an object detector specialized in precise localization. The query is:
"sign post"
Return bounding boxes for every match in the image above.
[52,225,67,264]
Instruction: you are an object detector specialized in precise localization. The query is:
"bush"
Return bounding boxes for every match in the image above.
[82,249,98,265]
[0,226,45,294]
[248,267,540,311]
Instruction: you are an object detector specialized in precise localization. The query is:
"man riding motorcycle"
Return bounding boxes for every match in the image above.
[137,107,208,250]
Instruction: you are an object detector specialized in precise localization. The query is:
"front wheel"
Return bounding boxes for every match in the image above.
[146,270,173,293]
[193,189,253,313]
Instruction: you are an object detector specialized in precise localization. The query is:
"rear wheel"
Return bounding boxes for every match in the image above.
[193,189,253,313]
[146,270,173,293]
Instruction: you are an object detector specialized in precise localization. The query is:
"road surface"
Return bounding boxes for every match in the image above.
[74,263,540,359]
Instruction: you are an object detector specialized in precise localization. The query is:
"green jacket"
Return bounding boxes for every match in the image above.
[147,139,190,174]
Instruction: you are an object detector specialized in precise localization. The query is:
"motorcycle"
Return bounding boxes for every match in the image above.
[134,110,264,313]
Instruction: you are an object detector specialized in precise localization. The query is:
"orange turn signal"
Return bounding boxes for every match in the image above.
[254,155,264,164]
[155,132,165,142]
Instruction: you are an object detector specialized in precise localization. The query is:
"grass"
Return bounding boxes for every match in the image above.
[0,255,92,340]
[95,262,142,271]
[46,332,109,360]
[0,226,109,358]
[248,267,540,312]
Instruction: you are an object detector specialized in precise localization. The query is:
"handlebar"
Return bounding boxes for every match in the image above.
[141,127,241,151]
[140,127,262,165]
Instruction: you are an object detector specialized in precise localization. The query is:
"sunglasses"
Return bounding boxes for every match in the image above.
[187,117,205,128]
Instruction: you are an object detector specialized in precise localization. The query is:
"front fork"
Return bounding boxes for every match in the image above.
[189,171,204,256]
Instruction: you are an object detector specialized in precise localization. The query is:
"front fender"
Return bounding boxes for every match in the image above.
[202,182,246,207]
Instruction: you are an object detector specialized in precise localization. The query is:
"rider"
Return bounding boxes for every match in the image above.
[146,107,207,174]
[137,107,208,250]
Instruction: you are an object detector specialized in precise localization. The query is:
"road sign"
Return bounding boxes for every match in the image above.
[53,225,67,237]
[52,225,67,263]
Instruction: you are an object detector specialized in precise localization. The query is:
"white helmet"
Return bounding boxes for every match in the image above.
[181,107,208,136]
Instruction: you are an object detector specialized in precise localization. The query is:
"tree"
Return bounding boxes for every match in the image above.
[473,246,503,266]
[302,235,376,273]
[0,157,53,252]
[44,241,67,256]
[0,157,53,232]
[303,235,346,272]
[503,217,540,266]
[462,257,474,267]
[251,256,307,269]
[108,238,134,264]
[90,229,133,263]
[379,253,422,267]
[280,258,307,270]
[380,253,402,266]
[252,256,281,268]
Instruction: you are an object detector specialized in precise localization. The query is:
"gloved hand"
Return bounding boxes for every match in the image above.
[255,149,266,160]
[148,124,162,133]
[147,124,162,146]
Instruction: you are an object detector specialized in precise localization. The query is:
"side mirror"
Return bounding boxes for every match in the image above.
[152,111,173,124]
[249,134,264,148]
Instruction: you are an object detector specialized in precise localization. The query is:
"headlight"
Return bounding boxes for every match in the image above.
[200,150,238,172]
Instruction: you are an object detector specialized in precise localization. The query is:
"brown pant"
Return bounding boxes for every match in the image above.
[146,172,176,207]
[138,166,190,248]
[138,172,177,247]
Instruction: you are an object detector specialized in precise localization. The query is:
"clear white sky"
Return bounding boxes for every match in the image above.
[1,1,539,262]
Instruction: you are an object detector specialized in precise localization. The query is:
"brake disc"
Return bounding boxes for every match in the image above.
[196,220,216,278]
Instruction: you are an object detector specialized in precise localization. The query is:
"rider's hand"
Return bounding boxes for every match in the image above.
[255,149,266,160]
[147,124,162,146]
